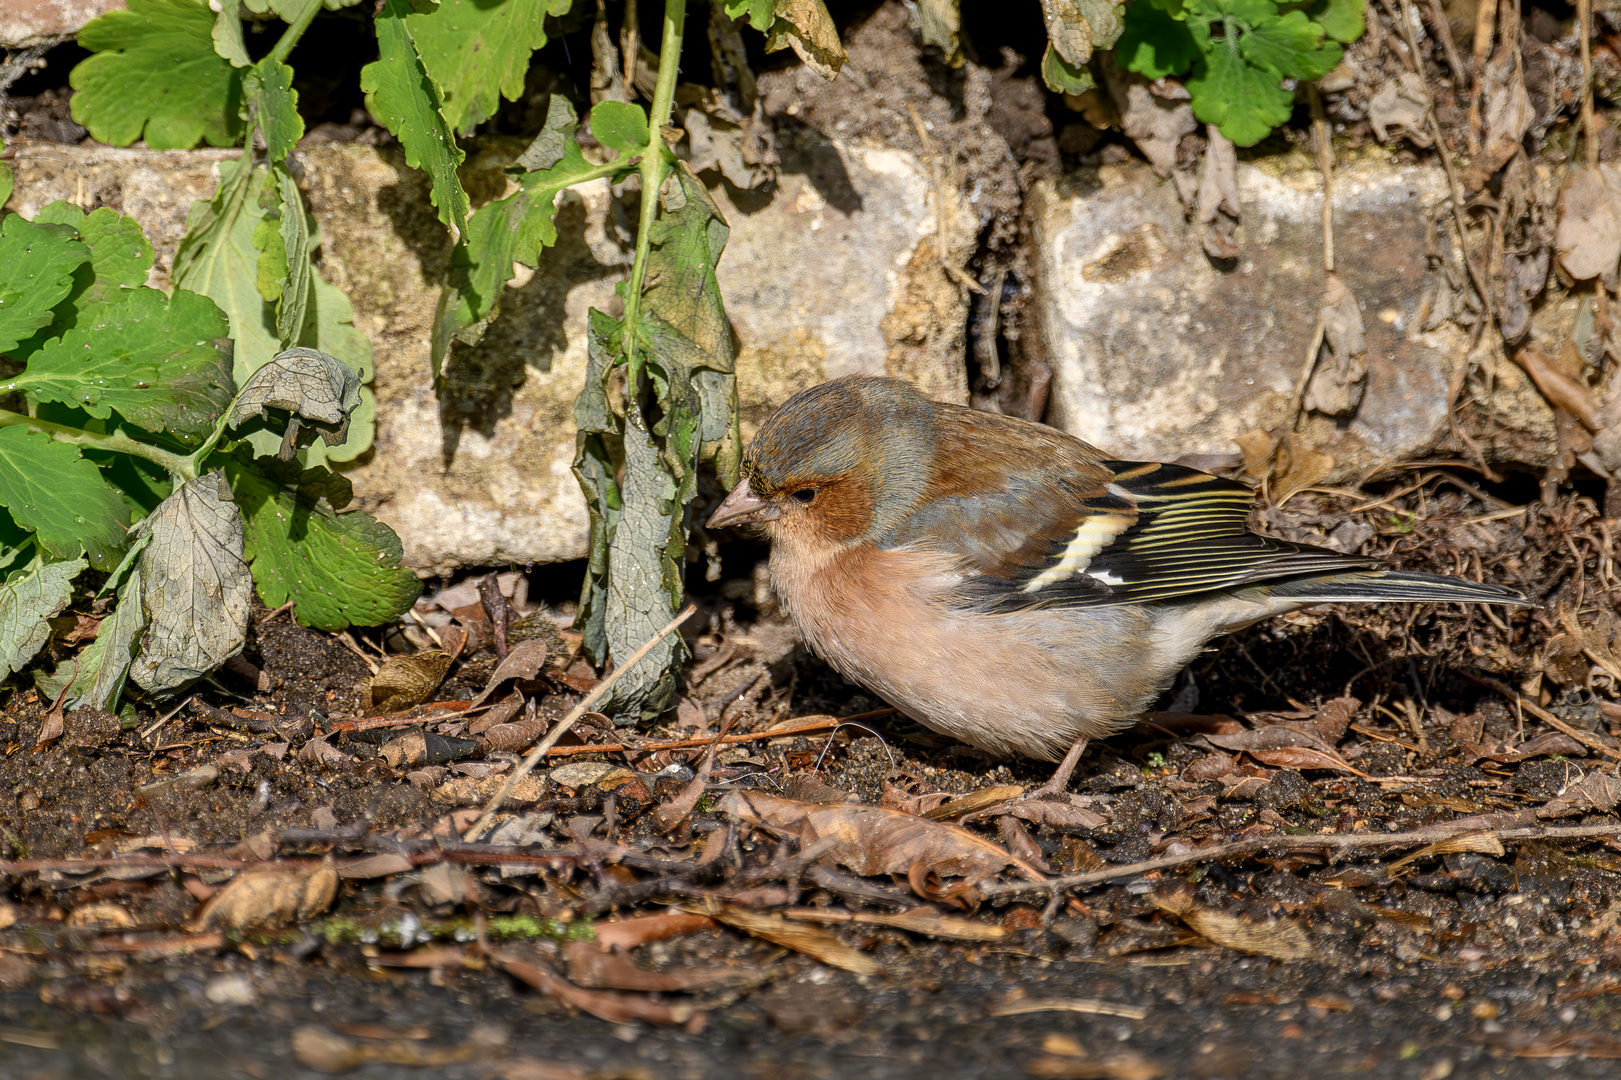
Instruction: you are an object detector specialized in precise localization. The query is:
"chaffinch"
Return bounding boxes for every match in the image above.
[707,376,1529,792]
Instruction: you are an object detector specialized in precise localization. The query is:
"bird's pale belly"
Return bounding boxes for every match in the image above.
[769,542,1168,760]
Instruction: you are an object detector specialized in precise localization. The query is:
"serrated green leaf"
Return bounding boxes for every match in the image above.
[589,100,649,154]
[409,0,570,137]
[36,560,145,711]
[0,557,87,684]
[432,123,611,378]
[362,0,470,237]
[1188,43,1296,146]
[1309,0,1363,42]
[0,214,89,356]
[1240,9,1341,80]
[251,57,304,162]
[251,165,312,343]
[228,456,421,630]
[1118,1,1202,78]
[128,472,251,693]
[12,287,234,444]
[211,0,251,67]
[1041,42,1097,93]
[1189,0,1276,23]
[70,0,245,149]
[34,202,154,307]
[514,93,578,172]
[0,163,13,210]
[0,427,129,570]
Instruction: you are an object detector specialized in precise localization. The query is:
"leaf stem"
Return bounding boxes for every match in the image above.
[0,409,192,479]
[270,0,323,66]
[619,0,687,386]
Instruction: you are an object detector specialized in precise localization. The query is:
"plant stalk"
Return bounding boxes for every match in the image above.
[0,409,192,478]
[619,0,687,387]
[270,0,323,66]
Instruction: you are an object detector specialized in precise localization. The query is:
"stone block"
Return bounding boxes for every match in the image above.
[0,0,121,48]
[1030,155,1553,479]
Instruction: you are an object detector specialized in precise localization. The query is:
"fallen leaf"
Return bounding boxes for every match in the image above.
[1003,799,1110,830]
[783,906,1007,942]
[763,0,846,80]
[689,901,881,976]
[369,652,453,712]
[1174,907,1312,960]
[1514,342,1600,429]
[1025,1051,1166,1079]
[1196,125,1239,260]
[562,940,763,991]
[1367,72,1432,147]
[192,863,338,930]
[1304,275,1367,417]
[1556,167,1621,282]
[1246,747,1363,774]
[1474,19,1536,183]
[1311,697,1359,744]
[486,948,697,1026]
[1387,830,1505,874]
[721,790,1045,888]
[591,911,718,951]
[923,785,1026,819]
[1537,771,1621,819]
[1112,77,1197,199]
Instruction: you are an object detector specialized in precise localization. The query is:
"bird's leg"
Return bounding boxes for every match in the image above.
[1026,734,1090,800]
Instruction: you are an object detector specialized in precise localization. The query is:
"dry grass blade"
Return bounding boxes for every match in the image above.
[989,998,1149,1020]
[1387,830,1506,873]
[591,912,718,951]
[924,785,1025,819]
[784,906,1007,942]
[464,604,697,840]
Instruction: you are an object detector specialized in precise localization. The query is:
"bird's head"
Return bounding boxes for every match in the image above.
[706,376,936,548]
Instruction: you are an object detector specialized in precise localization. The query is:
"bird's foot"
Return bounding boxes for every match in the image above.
[962,735,1090,824]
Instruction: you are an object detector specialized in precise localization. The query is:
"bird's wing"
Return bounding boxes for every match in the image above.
[939,459,1377,610]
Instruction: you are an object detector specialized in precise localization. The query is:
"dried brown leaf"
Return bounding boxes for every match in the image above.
[691,901,881,976]
[1246,747,1362,773]
[1004,799,1109,830]
[1556,167,1621,282]
[591,912,718,951]
[923,785,1026,819]
[369,652,453,712]
[1311,697,1359,744]
[1367,72,1432,147]
[722,790,1045,885]
[486,948,697,1025]
[192,863,338,930]
[1514,342,1600,429]
[784,906,1007,942]
[1172,907,1312,960]
[1387,830,1505,873]
[1537,770,1621,819]
[1196,125,1239,260]
[469,638,548,709]
[561,940,763,992]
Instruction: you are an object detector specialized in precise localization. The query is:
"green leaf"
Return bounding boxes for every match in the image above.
[723,0,774,30]
[12,287,234,444]
[1309,0,1363,43]
[34,202,155,307]
[0,154,12,211]
[1118,2,1202,79]
[589,100,650,154]
[228,456,421,630]
[408,0,571,137]
[36,558,145,711]
[1041,42,1097,94]
[515,93,579,172]
[0,557,87,684]
[70,0,245,149]
[1187,43,1296,146]
[128,472,251,693]
[1240,9,1341,80]
[0,427,129,570]
[211,0,251,67]
[250,57,304,162]
[251,165,312,343]
[0,214,89,356]
[432,112,613,378]
[362,0,471,237]
[1189,0,1276,23]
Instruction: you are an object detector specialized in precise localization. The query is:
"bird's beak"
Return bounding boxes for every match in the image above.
[707,478,779,529]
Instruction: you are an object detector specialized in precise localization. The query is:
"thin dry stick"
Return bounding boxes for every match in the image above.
[905,101,982,296]
[979,821,1621,900]
[462,603,698,841]
[1467,0,1499,153]
[1423,0,1470,86]
[1581,0,1598,170]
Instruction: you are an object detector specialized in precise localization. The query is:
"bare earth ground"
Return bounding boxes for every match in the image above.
[3,475,1621,1080]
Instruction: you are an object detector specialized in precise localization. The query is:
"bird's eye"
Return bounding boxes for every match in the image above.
[791,488,817,504]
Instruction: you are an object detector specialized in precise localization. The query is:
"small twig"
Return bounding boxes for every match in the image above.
[139,696,194,743]
[255,600,296,626]
[978,821,1621,900]
[338,631,382,675]
[904,101,982,296]
[1422,0,1470,86]
[1581,0,1599,170]
[463,604,698,840]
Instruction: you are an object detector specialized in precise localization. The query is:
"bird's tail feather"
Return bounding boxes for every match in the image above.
[1263,570,1531,607]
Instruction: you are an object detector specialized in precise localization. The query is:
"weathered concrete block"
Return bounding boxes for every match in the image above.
[1031,155,1552,478]
[0,0,121,48]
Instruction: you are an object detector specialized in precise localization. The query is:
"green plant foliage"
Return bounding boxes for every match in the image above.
[0,558,88,683]
[36,559,145,711]
[0,215,88,355]
[70,0,245,149]
[362,0,471,237]
[431,98,630,377]
[0,429,130,570]
[229,456,422,631]
[589,100,650,154]
[574,165,740,719]
[1042,44,1097,94]
[12,288,235,444]
[1118,0,1347,146]
[408,0,572,137]
[247,58,305,162]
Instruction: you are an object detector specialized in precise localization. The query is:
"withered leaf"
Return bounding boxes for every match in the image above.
[1537,770,1621,819]
[1167,905,1313,960]
[1556,168,1621,283]
[763,0,846,81]
[720,790,1046,885]
[1246,747,1361,773]
[229,347,363,459]
[469,637,548,709]
[690,900,881,976]
[192,863,338,930]
[1367,72,1432,147]
[562,940,762,991]
[368,652,453,712]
